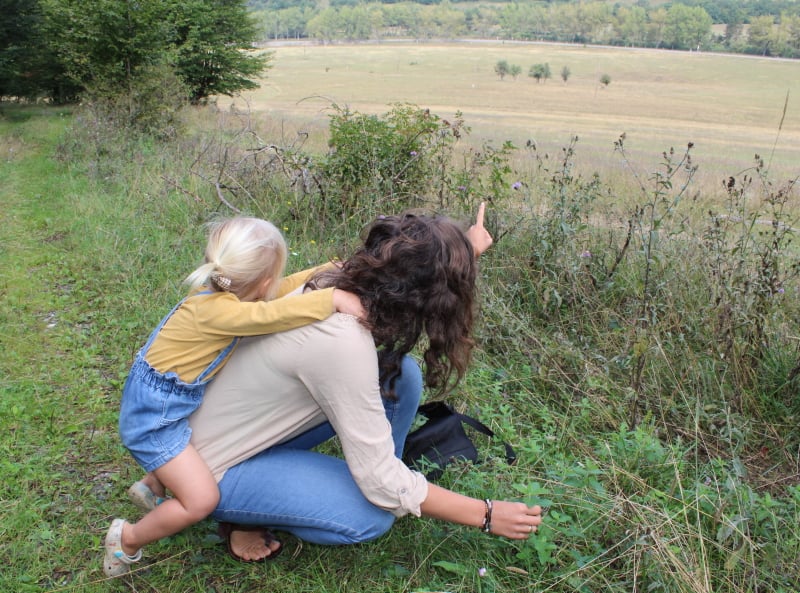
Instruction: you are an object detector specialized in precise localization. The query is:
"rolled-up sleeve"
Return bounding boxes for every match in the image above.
[299,315,428,517]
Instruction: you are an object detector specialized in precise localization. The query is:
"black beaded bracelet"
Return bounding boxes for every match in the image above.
[481,499,493,533]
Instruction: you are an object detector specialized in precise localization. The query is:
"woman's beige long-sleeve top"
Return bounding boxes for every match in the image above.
[189,311,429,517]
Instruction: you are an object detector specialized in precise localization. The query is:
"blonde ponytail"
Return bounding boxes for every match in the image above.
[184,217,287,300]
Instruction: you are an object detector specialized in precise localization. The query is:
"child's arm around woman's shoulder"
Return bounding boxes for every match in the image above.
[277,263,337,298]
[275,262,365,320]
[214,262,363,337]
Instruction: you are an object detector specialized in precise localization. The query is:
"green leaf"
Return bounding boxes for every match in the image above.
[432,560,468,575]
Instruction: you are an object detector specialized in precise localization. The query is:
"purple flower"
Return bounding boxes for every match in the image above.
[410,150,418,157]
[478,567,487,577]
[512,181,522,190]
[580,250,592,258]
[458,185,467,192]
[778,287,785,294]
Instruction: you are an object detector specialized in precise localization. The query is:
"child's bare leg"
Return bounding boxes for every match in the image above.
[119,445,219,556]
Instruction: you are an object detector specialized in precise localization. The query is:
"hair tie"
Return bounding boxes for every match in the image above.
[210,272,232,291]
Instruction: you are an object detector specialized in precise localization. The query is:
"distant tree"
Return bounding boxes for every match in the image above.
[338,4,382,41]
[257,6,308,40]
[663,4,712,50]
[509,64,522,80]
[646,7,668,48]
[574,1,613,44]
[528,62,551,83]
[560,65,571,83]
[382,2,424,39]
[779,13,800,57]
[497,2,548,40]
[718,3,746,47]
[615,6,647,47]
[748,15,777,55]
[427,1,467,39]
[599,73,611,87]
[494,60,509,80]
[307,8,340,43]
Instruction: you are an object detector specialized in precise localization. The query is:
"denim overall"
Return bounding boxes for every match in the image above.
[118,292,239,472]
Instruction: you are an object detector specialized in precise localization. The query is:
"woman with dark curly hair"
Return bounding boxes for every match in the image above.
[188,204,542,562]
[314,210,477,398]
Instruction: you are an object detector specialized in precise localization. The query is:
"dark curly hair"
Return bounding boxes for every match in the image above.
[314,212,477,398]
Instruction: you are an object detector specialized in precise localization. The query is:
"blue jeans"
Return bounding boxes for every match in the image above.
[211,356,423,545]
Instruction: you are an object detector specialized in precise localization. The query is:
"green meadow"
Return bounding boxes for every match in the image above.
[2,41,800,592]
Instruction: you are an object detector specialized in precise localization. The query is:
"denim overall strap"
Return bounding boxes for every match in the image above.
[138,294,195,356]
[196,335,240,383]
[139,290,234,383]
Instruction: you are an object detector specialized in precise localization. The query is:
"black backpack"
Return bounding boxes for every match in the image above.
[402,401,516,480]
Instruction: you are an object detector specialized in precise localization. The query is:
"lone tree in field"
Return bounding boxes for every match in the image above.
[600,73,612,87]
[510,64,522,80]
[561,65,571,83]
[494,60,510,80]
[528,62,551,83]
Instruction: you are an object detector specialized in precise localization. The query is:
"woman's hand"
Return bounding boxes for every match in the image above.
[465,202,493,257]
[488,500,543,540]
[420,484,542,540]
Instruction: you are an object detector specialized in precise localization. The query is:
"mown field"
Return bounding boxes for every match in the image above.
[221,41,800,195]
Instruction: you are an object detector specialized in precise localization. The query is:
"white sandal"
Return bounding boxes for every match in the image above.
[127,480,167,512]
[103,518,142,577]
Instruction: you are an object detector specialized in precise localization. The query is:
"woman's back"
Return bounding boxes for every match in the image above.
[190,311,428,516]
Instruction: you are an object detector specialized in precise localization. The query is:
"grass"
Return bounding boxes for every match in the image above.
[1,106,529,593]
[2,41,800,592]
[222,41,800,195]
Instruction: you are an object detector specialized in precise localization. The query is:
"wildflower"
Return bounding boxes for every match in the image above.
[580,250,591,258]
[778,287,785,294]
[310,240,316,245]
[511,181,522,190]
[478,567,487,577]
[410,150,418,157]
[457,186,467,192]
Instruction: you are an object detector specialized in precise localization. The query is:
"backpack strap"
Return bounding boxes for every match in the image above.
[454,411,517,466]
[417,402,516,465]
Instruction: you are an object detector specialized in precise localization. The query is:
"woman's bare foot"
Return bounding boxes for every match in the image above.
[220,523,283,562]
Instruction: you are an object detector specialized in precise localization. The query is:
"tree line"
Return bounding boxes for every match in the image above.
[252,0,800,58]
[1,0,269,106]
[4,0,799,109]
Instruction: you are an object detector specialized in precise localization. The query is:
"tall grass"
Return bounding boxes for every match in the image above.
[1,99,799,592]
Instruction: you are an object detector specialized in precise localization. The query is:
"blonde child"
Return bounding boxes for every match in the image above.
[103,217,362,577]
